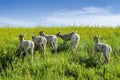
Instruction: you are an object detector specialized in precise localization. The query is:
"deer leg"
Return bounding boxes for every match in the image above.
[50,43,54,49]
[20,50,25,61]
[99,53,103,63]
[39,44,43,54]
[42,44,46,53]
[30,48,34,59]
[53,43,57,52]
[25,48,29,56]
[104,53,110,63]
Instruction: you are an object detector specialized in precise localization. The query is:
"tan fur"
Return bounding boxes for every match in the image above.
[19,34,34,60]
[32,36,47,53]
[94,35,112,63]
[39,31,58,51]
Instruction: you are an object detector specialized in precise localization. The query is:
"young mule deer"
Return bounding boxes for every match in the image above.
[39,31,58,52]
[32,36,47,54]
[56,31,75,45]
[94,35,112,63]
[19,34,34,60]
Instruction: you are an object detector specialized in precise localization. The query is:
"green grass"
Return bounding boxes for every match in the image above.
[0,26,120,80]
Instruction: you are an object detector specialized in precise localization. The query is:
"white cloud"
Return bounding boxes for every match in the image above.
[40,15,120,27]
[0,16,37,27]
[50,6,111,17]
[39,6,120,27]
[0,6,120,27]
[82,6,111,14]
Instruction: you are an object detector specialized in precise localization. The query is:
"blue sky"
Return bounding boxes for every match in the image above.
[0,0,120,27]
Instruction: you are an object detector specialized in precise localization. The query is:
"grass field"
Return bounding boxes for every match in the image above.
[0,26,120,80]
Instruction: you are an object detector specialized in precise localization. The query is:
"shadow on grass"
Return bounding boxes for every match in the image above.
[51,43,70,54]
[79,57,99,68]
[15,48,26,60]
[69,53,100,68]
[0,51,14,73]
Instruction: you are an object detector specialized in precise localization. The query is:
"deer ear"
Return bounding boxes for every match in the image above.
[21,34,24,36]
[94,35,98,38]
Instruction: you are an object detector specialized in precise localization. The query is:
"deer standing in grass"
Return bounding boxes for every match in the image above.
[19,34,34,60]
[39,31,58,52]
[94,35,112,63]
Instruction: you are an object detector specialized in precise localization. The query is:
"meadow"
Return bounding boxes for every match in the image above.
[0,26,120,80]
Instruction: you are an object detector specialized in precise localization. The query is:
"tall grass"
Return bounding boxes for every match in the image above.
[0,26,120,80]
